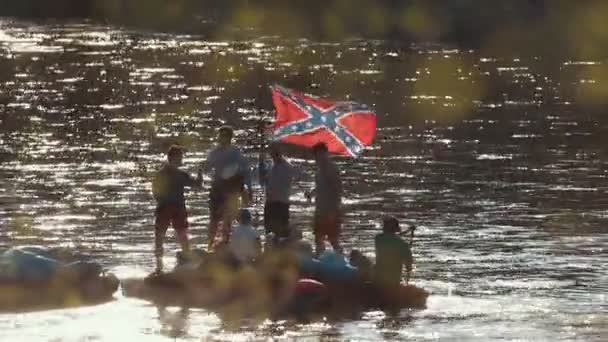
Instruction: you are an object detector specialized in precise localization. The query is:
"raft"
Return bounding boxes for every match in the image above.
[121,250,429,320]
[0,246,119,312]
[0,272,119,312]
[122,273,428,319]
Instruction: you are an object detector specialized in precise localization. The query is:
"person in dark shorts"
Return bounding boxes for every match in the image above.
[152,145,202,273]
[261,142,296,241]
[203,126,252,249]
[306,142,343,255]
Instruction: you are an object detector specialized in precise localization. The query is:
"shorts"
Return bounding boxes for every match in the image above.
[264,201,290,238]
[209,187,240,223]
[313,211,341,242]
[155,204,188,235]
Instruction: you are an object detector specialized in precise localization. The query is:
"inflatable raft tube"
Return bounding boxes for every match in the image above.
[0,272,119,312]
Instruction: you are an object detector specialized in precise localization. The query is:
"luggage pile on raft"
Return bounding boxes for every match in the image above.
[0,246,119,312]
[122,244,429,320]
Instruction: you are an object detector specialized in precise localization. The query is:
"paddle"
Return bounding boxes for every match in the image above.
[250,84,272,229]
[402,225,416,284]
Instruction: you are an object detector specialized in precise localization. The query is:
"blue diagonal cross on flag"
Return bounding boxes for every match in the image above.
[269,85,376,157]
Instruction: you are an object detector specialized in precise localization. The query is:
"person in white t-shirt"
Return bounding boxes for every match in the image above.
[228,209,261,264]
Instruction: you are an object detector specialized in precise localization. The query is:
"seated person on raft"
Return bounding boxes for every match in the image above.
[294,241,358,282]
[152,145,202,273]
[374,216,413,288]
[294,240,321,278]
[228,209,261,265]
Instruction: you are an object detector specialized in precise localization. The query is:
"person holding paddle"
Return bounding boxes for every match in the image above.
[374,216,413,288]
[152,145,202,273]
[203,126,252,249]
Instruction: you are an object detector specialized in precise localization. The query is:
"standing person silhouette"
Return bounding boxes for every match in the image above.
[261,142,298,242]
[152,145,202,273]
[306,142,343,255]
[203,126,252,249]
[374,216,413,288]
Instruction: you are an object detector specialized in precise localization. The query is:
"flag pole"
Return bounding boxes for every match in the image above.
[404,225,416,284]
[404,133,426,284]
[252,83,270,230]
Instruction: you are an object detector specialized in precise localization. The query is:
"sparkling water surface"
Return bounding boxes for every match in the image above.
[0,19,606,341]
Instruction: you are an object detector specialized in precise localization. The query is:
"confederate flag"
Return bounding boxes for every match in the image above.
[269,85,376,157]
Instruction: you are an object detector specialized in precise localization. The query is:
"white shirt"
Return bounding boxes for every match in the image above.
[204,145,251,188]
[229,224,260,262]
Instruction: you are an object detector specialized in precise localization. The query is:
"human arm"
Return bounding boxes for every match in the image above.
[290,160,305,180]
[182,168,203,189]
[401,239,414,272]
[240,155,252,191]
[202,149,216,175]
[257,152,268,187]
[303,165,317,201]
[330,163,342,198]
[238,152,253,201]
[196,167,203,187]
[255,235,262,256]
[151,171,162,201]
[289,162,308,196]
[304,188,316,202]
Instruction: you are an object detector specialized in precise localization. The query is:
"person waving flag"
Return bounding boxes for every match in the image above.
[269,85,376,157]
[268,85,376,254]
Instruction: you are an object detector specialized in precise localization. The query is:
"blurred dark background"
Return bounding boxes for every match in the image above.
[1,0,608,57]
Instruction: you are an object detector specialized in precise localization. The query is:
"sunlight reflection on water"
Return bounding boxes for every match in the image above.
[0,19,607,341]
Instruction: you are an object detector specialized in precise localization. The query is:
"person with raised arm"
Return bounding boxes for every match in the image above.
[374,216,413,289]
[306,142,343,255]
[152,145,202,273]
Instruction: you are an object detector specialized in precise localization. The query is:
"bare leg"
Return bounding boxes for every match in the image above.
[314,233,326,257]
[207,219,219,250]
[221,219,232,243]
[328,235,342,254]
[176,230,190,255]
[328,214,343,254]
[220,193,239,244]
[313,214,326,256]
[154,226,167,273]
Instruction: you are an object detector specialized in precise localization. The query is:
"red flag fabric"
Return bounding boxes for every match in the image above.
[270,85,376,157]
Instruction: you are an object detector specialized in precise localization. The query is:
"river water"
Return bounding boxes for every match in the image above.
[0,19,606,341]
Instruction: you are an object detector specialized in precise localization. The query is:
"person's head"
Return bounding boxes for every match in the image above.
[312,142,328,162]
[295,240,314,257]
[238,208,252,225]
[167,145,184,167]
[217,125,234,147]
[382,216,400,234]
[269,142,282,162]
[349,249,364,264]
